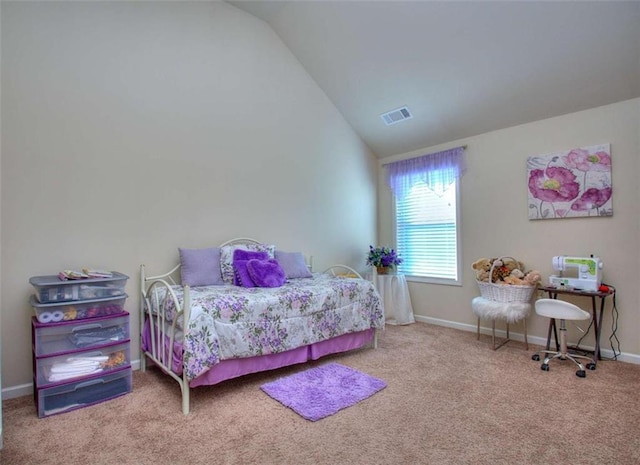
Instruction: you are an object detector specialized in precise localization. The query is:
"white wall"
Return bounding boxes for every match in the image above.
[1,2,378,391]
[379,98,640,359]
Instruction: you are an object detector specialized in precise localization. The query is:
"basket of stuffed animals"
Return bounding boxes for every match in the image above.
[473,256,539,303]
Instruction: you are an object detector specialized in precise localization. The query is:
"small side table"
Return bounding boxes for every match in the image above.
[372,273,415,325]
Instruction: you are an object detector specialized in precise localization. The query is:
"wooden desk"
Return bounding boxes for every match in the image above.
[539,285,615,363]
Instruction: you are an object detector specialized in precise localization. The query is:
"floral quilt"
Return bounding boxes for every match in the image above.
[146,274,384,381]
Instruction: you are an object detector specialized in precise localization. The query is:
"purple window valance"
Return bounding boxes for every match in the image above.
[384,146,466,199]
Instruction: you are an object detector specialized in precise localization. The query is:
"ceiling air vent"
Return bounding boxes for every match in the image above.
[380,106,413,126]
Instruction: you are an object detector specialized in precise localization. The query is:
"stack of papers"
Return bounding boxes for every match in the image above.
[58,270,89,280]
[82,269,114,278]
[57,269,114,280]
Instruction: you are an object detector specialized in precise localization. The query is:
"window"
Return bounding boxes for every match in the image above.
[384,146,465,284]
[395,174,460,282]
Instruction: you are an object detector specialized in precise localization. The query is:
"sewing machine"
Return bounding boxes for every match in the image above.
[548,256,603,291]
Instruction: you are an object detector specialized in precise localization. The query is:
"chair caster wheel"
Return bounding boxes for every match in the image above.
[541,364,549,371]
[576,370,586,378]
[531,354,540,361]
[586,362,596,370]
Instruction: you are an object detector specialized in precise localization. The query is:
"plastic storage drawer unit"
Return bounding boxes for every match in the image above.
[30,272,129,304]
[30,294,127,323]
[35,366,132,418]
[32,313,130,357]
[34,341,131,388]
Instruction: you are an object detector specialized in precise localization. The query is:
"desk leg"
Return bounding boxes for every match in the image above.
[594,295,607,362]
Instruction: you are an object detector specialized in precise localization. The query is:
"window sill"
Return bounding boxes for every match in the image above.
[404,275,462,286]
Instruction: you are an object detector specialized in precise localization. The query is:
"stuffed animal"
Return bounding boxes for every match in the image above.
[510,268,525,279]
[490,258,512,283]
[500,258,525,275]
[503,275,525,285]
[504,269,542,286]
[490,257,527,283]
[474,257,541,286]
[523,270,542,286]
[471,258,492,282]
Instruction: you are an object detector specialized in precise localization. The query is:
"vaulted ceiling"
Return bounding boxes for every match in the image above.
[228,1,640,158]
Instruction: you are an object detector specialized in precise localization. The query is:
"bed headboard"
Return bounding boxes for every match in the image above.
[218,237,262,247]
[217,238,313,272]
[141,237,313,287]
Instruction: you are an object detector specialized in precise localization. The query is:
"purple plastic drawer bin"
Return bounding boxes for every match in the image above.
[35,366,132,418]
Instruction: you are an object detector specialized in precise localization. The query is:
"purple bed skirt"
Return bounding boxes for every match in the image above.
[141,319,374,388]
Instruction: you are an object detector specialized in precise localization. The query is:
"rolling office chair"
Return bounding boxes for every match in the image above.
[531,298,596,378]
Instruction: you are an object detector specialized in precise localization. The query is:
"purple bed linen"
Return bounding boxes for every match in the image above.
[141,318,374,388]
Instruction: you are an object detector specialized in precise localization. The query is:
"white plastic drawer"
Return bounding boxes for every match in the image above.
[34,341,130,388]
[32,313,129,357]
[35,367,132,418]
[30,272,129,304]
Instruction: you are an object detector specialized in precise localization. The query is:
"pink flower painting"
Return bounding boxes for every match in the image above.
[527,144,612,220]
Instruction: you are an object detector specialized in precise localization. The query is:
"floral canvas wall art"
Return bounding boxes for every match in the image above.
[527,144,612,220]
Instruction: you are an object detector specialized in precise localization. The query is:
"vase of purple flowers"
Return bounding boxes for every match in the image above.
[366,246,403,274]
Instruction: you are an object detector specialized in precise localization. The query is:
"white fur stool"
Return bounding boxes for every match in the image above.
[472,296,530,350]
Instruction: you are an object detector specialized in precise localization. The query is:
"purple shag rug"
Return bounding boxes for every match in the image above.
[260,363,387,421]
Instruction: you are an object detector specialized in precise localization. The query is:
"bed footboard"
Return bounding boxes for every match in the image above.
[140,264,192,414]
[323,265,379,349]
[322,264,362,278]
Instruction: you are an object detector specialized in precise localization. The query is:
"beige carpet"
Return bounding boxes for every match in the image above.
[2,322,639,465]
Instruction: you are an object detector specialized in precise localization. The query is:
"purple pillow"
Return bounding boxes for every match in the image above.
[234,260,256,288]
[233,249,268,287]
[275,250,312,279]
[179,247,224,287]
[247,259,286,288]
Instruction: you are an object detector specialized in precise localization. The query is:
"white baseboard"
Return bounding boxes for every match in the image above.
[3,320,639,400]
[415,315,640,365]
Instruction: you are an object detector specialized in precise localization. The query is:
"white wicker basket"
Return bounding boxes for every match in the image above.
[476,256,536,303]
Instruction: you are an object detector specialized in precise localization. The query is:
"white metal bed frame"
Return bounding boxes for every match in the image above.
[140,238,378,414]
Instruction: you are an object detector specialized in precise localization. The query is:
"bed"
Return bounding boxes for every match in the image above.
[139,238,385,414]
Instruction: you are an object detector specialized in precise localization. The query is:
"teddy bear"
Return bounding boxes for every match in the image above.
[491,258,528,283]
[498,258,524,275]
[501,268,525,285]
[510,268,525,279]
[502,268,525,285]
[503,275,524,285]
[523,270,542,286]
[474,257,538,285]
[489,258,512,283]
[505,269,542,286]
[471,258,492,282]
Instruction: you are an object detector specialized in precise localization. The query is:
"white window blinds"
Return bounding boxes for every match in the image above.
[395,177,458,279]
[385,146,465,282]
